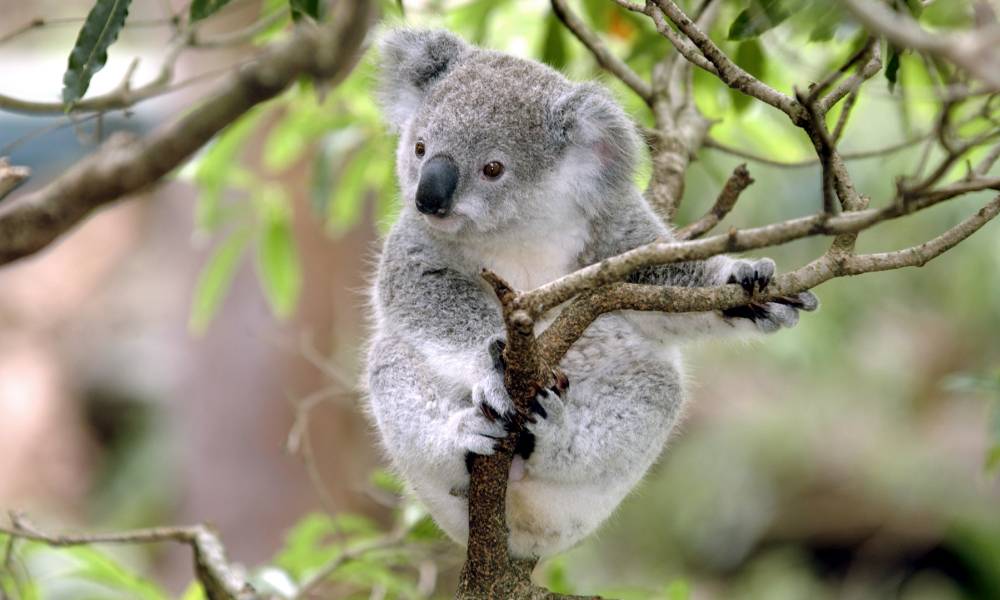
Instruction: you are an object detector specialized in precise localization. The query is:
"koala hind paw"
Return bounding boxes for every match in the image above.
[726,257,775,293]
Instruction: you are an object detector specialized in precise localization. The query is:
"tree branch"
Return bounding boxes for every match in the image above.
[551,0,653,104]
[840,0,1000,90]
[651,0,803,120]
[0,158,30,201]
[538,193,1000,369]
[675,163,753,240]
[0,0,375,266]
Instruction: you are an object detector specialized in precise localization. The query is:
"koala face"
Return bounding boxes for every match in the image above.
[378,29,639,238]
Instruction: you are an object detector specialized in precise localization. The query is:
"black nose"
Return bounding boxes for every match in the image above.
[416,155,459,216]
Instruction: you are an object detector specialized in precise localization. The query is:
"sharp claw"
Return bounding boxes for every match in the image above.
[479,402,500,422]
[529,397,548,419]
[552,369,569,396]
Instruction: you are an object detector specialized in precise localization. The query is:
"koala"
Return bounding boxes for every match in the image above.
[365,29,817,559]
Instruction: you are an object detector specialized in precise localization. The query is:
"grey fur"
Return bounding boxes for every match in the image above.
[366,29,817,559]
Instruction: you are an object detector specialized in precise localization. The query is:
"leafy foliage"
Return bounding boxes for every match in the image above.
[61,0,133,106]
[727,0,791,41]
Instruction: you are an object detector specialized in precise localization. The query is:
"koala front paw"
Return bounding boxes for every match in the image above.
[448,406,508,458]
[721,258,818,333]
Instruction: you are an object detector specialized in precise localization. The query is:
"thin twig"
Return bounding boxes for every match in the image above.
[1,514,255,600]
[550,0,652,104]
[675,163,753,240]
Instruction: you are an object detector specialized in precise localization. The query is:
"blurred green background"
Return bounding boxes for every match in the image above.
[0,0,998,598]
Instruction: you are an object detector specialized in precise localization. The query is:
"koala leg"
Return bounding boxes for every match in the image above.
[503,336,685,557]
[366,335,505,544]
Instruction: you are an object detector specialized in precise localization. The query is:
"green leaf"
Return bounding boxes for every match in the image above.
[728,0,791,40]
[290,0,322,21]
[189,229,251,334]
[61,0,133,106]
[189,0,234,21]
[885,45,902,92]
[731,40,765,113]
[255,189,301,319]
[193,108,266,232]
[326,142,377,235]
[540,10,569,70]
[63,545,167,600]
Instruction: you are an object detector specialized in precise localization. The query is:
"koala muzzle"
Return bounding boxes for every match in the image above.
[416,155,459,217]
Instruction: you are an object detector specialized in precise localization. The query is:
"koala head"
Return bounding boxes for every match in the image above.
[378,29,640,238]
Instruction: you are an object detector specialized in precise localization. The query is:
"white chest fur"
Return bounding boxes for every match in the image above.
[469,216,590,292]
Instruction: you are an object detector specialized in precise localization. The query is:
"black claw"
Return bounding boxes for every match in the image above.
[479,402,501,422]
[529,397,548,419]
[552,369,569,395]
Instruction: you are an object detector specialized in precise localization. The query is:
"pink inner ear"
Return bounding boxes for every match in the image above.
[594,139,615,167]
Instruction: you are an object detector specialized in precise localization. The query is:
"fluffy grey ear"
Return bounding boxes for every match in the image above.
[548,83,639,188]
[377,29,467,130]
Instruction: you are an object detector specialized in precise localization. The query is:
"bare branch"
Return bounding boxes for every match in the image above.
[516,182,998,318]
[0,0,375,266]
[538,195,1000,366]
[652,0,803,120]
[0,8,288,115]
[1,514,256,600]
[551,0,653,104]
[291,533,410,600]
[675,163,753,240]
[624,1,718,75]
[703,133,934,168]
[840,0,1000,90]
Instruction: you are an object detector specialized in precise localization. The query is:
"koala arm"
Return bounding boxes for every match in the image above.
[374,229,519,420]
[585,194,816,337]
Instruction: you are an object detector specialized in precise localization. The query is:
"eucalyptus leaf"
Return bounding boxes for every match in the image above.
[728,0,792,41]
[189,229,251,334]
[255,190,302,318]
[731,40,765,113]
[61,0,133,106]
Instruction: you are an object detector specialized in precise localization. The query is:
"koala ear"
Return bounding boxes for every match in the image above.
[548,83,639,188]
[377,29,468,130]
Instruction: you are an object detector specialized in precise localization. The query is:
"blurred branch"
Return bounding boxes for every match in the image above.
[0,158,30,201]
[0,0,375,266]
[0,16,176,46]
[0,7,288,115]
[291,531,411,600]
[840,0,1000,90]
[1,513,258,600]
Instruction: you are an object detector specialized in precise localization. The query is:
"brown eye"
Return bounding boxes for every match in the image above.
[483,161,504,179]
[415,142,425,158]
